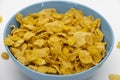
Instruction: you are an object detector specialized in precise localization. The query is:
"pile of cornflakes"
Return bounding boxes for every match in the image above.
[4,8,106,75]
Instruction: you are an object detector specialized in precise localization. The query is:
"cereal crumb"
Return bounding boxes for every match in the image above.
[1,52,9,60]
[0,16,2,23]
[109,74,120,80]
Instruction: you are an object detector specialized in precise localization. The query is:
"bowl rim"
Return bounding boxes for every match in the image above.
[3,0,114,77]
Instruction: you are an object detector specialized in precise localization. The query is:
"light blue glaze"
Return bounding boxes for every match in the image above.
[3,1,114,80]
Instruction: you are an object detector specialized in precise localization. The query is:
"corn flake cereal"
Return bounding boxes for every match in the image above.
[117,41,120,49]
[4,8,106,75]
[0,16,2,23]
[109,74,120,80]
[1,52,9,60]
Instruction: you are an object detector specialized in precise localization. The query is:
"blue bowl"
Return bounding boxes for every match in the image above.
[3,1,114,80]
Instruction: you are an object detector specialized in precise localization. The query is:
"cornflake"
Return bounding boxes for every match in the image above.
[109,74,120,80]
[117,41,120,49]
[0,16,2,23]
[1,52,9,60]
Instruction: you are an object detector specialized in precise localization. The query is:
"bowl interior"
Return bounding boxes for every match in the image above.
[3,0,114,78]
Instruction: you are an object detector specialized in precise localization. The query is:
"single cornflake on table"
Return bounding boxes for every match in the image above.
[117,41,120,49]
[1,52,9,60]
[0,16,2,23]
[109,74,120,80]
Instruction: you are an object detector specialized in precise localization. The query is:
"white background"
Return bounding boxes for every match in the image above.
[0,0,120,80]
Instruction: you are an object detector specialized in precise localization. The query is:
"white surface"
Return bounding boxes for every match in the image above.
[0,0,120,80]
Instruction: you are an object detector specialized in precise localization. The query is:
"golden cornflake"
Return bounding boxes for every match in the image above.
[0,16,2,23]
[1,52,9,60]
[117,41,120,49]
[109,74,120,80]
